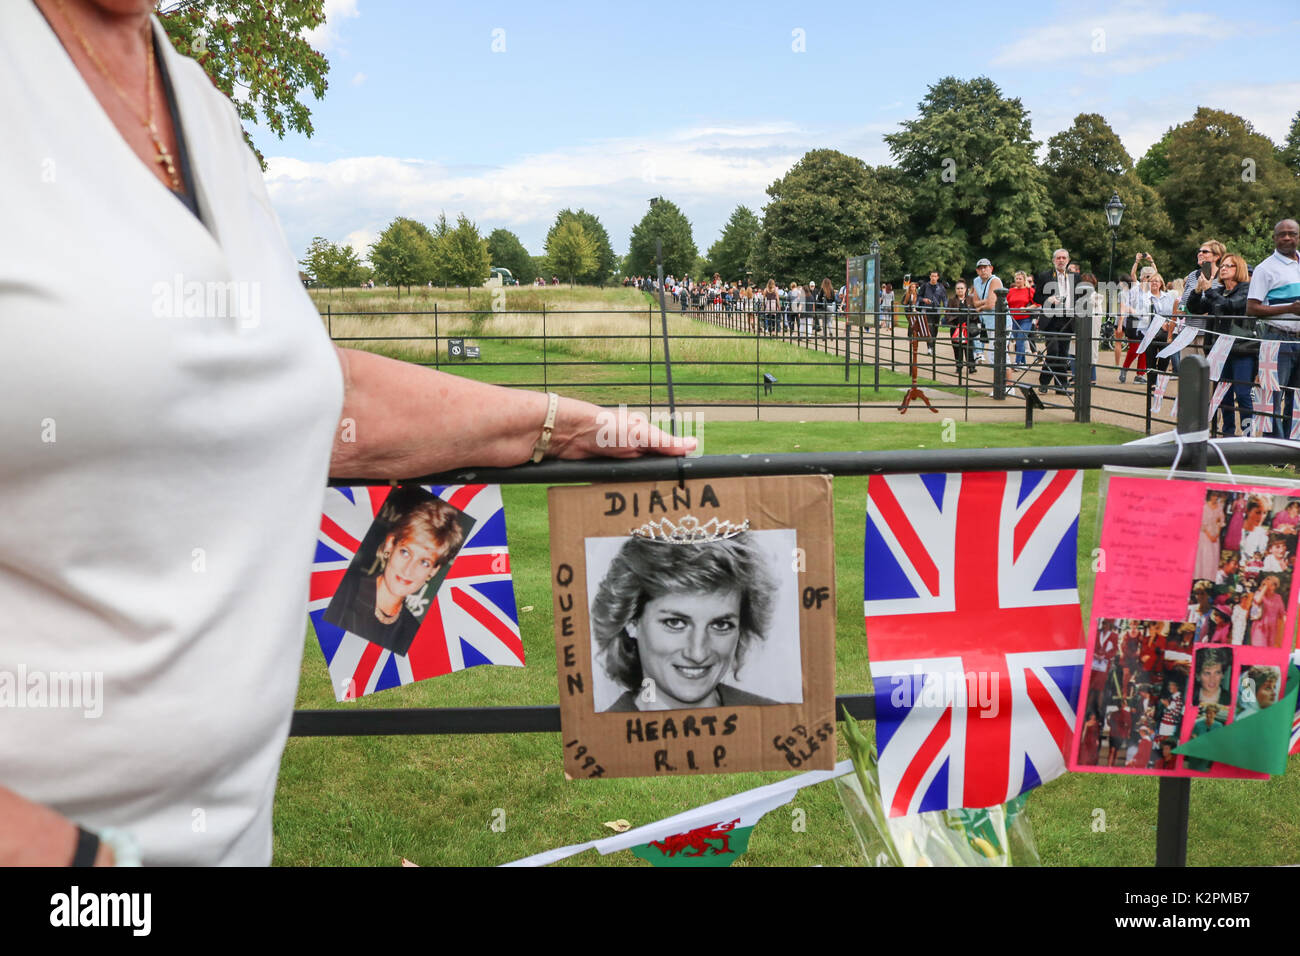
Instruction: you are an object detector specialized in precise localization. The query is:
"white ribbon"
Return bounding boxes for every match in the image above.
[1205,334,1234,380]
[1150,374,1171,413]
[1207,381,1231,418]
[1137,313,1166,354]
[1157,325,1198,358]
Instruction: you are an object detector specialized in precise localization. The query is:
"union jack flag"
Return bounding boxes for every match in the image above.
[1258,341,1281,392]
[309,484,523,700]
[864,471,1085,816]
[1251,387,1274,438]
[1205,334,1233,381]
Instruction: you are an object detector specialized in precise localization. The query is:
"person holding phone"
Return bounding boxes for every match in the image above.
[1179,240,1225,321]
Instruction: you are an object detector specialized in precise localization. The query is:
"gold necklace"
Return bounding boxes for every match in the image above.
[374,604,400,625]
[53,0,181,190]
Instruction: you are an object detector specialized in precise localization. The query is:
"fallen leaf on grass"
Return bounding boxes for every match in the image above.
[603,819,632,833]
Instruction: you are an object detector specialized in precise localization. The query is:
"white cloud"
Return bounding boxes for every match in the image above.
[264,124,829,260]
[993,0,1229,70]
[304,0,359,53]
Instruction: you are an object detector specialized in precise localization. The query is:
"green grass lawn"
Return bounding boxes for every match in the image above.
[320,288,961,408]
[273,420,1300,867]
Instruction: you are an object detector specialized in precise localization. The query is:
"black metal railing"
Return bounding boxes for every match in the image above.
[297,357,1300,867]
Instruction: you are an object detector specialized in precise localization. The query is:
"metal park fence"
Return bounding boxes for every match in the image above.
[324,294,1280,437]
[292,357,1300,867]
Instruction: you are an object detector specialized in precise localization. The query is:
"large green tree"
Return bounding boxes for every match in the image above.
[749,150,909,284]
[545,210,617,284]
[706,205,760,283]
[440,215,492,300]
[368,217,435,295]
[546,220,598,287]
[1280,109,1300,176]
[486,228,536,284]
[1154,108,1300,267]
[885,76,1055,278]
[1042,113,1172,279]
[1135,128,1175,188]
[626,198,698,278]
[159,1,330,168]
[299,236,366,290]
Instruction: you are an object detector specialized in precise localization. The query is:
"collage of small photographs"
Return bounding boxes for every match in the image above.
[1078,488,1298,774]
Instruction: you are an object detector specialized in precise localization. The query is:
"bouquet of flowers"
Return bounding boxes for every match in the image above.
[835,708,1040,867]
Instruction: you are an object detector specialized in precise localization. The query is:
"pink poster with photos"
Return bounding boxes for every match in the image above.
[1070,475,1299,778]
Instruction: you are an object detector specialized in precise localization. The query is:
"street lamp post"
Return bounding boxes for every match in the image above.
[1105,192,1125,285]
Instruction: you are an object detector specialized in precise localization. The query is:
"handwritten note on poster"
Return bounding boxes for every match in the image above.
[1092,477,1203,621]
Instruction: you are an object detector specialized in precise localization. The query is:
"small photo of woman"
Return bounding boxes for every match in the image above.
[1191,645,1232,710]
[585,528,802,712]
[1194,490,1227,582]
[1249,573,1287,647]
[323,485,475,657]
[1235,665,1281,720]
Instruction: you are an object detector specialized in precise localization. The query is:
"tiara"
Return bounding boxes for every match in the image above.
[629,515,750,544]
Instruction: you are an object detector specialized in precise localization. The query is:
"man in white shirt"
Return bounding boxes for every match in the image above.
[1247,220,1300,436]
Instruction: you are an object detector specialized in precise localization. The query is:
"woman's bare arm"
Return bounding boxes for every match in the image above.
[0,787,112,866]
[330,347,695,478]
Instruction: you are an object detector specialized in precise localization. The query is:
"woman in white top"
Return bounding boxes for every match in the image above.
[1119,268,1176,383]
[2,0,691,867]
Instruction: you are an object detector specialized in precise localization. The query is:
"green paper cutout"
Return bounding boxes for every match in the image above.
[1173,665,1298,776]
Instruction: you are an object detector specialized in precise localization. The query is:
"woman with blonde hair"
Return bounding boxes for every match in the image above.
[1187,253,1253,436]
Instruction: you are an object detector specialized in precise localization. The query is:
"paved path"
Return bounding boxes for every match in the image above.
[680,307,1181,433]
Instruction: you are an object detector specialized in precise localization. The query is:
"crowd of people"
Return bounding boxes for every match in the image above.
[635,219,1299,435]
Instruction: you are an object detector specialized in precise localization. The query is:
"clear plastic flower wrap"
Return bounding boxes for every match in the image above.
[836,708,1041,867]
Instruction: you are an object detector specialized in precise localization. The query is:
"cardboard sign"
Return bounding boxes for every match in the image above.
[548,475,836,779]
[1070,475,1298,778]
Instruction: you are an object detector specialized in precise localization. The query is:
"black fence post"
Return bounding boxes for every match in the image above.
[872,316,879,392]
[432,303,439,371]
[1145,372,1153,435]
[1075,302,1093,423]
[1155,356,1209,867]
[993,288,1008,400]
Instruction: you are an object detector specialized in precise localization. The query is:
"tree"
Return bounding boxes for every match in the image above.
[1135,128,1174,188]
[546,210,617,285]
[368,217,435,296]
[706,206,760,282]
[300,237,366,290]
[1154,108,1300,267]
[440,215,492,300]
[429,212,452,288]
[159,1,330,169]
[885,76,1055,278]
[625,198,698,278]
[1042,114,1172,278]
[749,150,910,284]
[486,229,536,284]
[1281,109,1300,176]
[547,220,598,287]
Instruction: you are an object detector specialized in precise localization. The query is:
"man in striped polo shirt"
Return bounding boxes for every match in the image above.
[1248,220,1300,436]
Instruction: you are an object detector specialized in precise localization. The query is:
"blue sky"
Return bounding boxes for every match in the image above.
[256,0,1300,266]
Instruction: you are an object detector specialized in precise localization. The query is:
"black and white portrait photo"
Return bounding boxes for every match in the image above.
[323,484,475,657]
[584,527,802,713]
